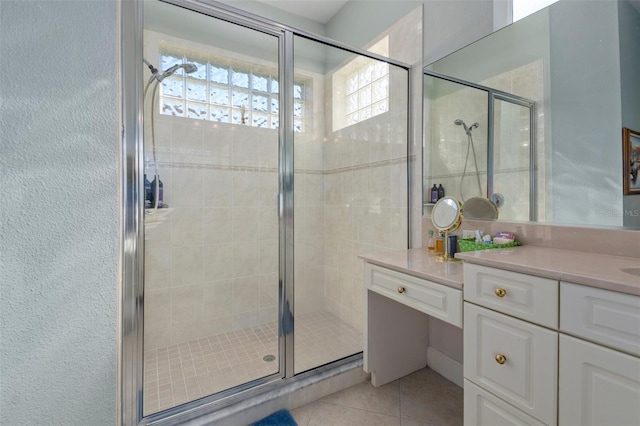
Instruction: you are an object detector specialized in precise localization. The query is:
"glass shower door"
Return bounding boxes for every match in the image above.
[292,35,410,374]
[492,96,534,221]
[142,1,281,415]
[423,71,535,221]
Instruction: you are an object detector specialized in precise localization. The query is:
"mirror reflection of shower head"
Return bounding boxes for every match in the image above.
[455,119,479,135]
[455,118,483,201]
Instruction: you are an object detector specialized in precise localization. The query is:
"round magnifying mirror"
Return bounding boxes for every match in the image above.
[431,196,462,231]
[462,196,499,221]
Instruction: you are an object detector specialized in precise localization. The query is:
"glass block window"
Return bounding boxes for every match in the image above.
[158,51,306,132]
[333,36,389,131]
[345,60,388,126]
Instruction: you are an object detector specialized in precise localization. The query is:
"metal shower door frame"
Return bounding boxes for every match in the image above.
[423,70,537,221]
[119,1,412,425]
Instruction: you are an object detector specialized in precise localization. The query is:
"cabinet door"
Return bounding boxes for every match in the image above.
[465,379,545,426]
[559,334,640,426]
[464,303,557,425]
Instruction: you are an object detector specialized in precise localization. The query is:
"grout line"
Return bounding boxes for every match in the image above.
[143,311,362,416]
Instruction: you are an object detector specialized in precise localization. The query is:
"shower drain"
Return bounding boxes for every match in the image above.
[262,354,276,362]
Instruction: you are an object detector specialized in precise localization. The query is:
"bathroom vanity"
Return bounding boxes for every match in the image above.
[361,249,463,387]
[361,245,640,426]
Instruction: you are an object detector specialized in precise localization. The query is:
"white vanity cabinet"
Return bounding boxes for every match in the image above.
[463,263,640,426]
[362,247,640,425]
[463,264,559,426]
[558,282,640,426]
[363,261,463,387]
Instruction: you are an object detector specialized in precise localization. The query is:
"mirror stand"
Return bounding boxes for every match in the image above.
[436,229,461,262]
[431,197,463,262]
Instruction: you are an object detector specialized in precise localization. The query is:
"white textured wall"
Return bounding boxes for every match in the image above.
[0,1,118,424]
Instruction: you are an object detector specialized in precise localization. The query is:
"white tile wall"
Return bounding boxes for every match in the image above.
[318,13,417,336]
[143,11,416,371]
[144,116,281,350]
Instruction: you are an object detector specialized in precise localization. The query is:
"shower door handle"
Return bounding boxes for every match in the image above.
[278,192,283,218]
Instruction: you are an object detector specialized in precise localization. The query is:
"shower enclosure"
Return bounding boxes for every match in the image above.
[120,0,410,423]
[423,71,537,222]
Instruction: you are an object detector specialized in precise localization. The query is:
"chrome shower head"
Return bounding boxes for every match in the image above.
[454,118,469,133]
[159,63,198,81]
[144,60,198,84]
[455,119,479,135]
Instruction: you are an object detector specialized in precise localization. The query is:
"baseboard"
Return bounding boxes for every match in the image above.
[427,346,463,388]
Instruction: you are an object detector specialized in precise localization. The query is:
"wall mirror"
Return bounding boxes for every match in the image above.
[423,0,640,229]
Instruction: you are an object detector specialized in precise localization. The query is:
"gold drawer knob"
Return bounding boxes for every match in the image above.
[397,287,406,294]
[495,288,507,298]
[495,354,507,365]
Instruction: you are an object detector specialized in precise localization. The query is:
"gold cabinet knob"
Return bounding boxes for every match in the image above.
[495,354,507,365]
[495,288,507,298]
[397,287,406,294]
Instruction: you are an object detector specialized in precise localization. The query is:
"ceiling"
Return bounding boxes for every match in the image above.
[254,0,349,24]
[258,0,640,24]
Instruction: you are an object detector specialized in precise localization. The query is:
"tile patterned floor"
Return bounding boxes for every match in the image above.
[143,311,362,415]
[292,368,463,426]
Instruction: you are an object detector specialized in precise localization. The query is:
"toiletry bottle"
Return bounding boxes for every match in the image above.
[448,235,458,257]
[427,230,435,251]
[151,176,164,208]
[436,232,444,254]
[430,184,438,203]
[144,175,152,209]
[437,184,445,200]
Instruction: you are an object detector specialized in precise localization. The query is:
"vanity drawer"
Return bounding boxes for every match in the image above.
[464,379,545,426]
[464,303,558,425]
[560,282,640,356]
[365,263,462,327]
[464,263,558,328]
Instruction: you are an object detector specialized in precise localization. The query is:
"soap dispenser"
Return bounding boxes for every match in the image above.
[150,176,164,208]
[430,184,438,203]
[144,175,152,209]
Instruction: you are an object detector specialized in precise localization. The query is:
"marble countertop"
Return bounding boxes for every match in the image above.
[359,249,464,290]
[455,245,640,296]
[360,246,640,296]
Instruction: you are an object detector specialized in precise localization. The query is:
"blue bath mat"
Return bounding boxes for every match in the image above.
[251,409,298,426]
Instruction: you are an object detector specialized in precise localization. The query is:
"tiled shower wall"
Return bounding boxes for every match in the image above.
[425,61,545,222]
[322,9,420,333]
[143,28,327,350]
[143,5,418,349]
[143,117,282,350]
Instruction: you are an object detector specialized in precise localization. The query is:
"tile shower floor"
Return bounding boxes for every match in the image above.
[143,311,362,415]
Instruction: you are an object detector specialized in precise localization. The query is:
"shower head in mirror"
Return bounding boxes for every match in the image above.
[454,119,479,135]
